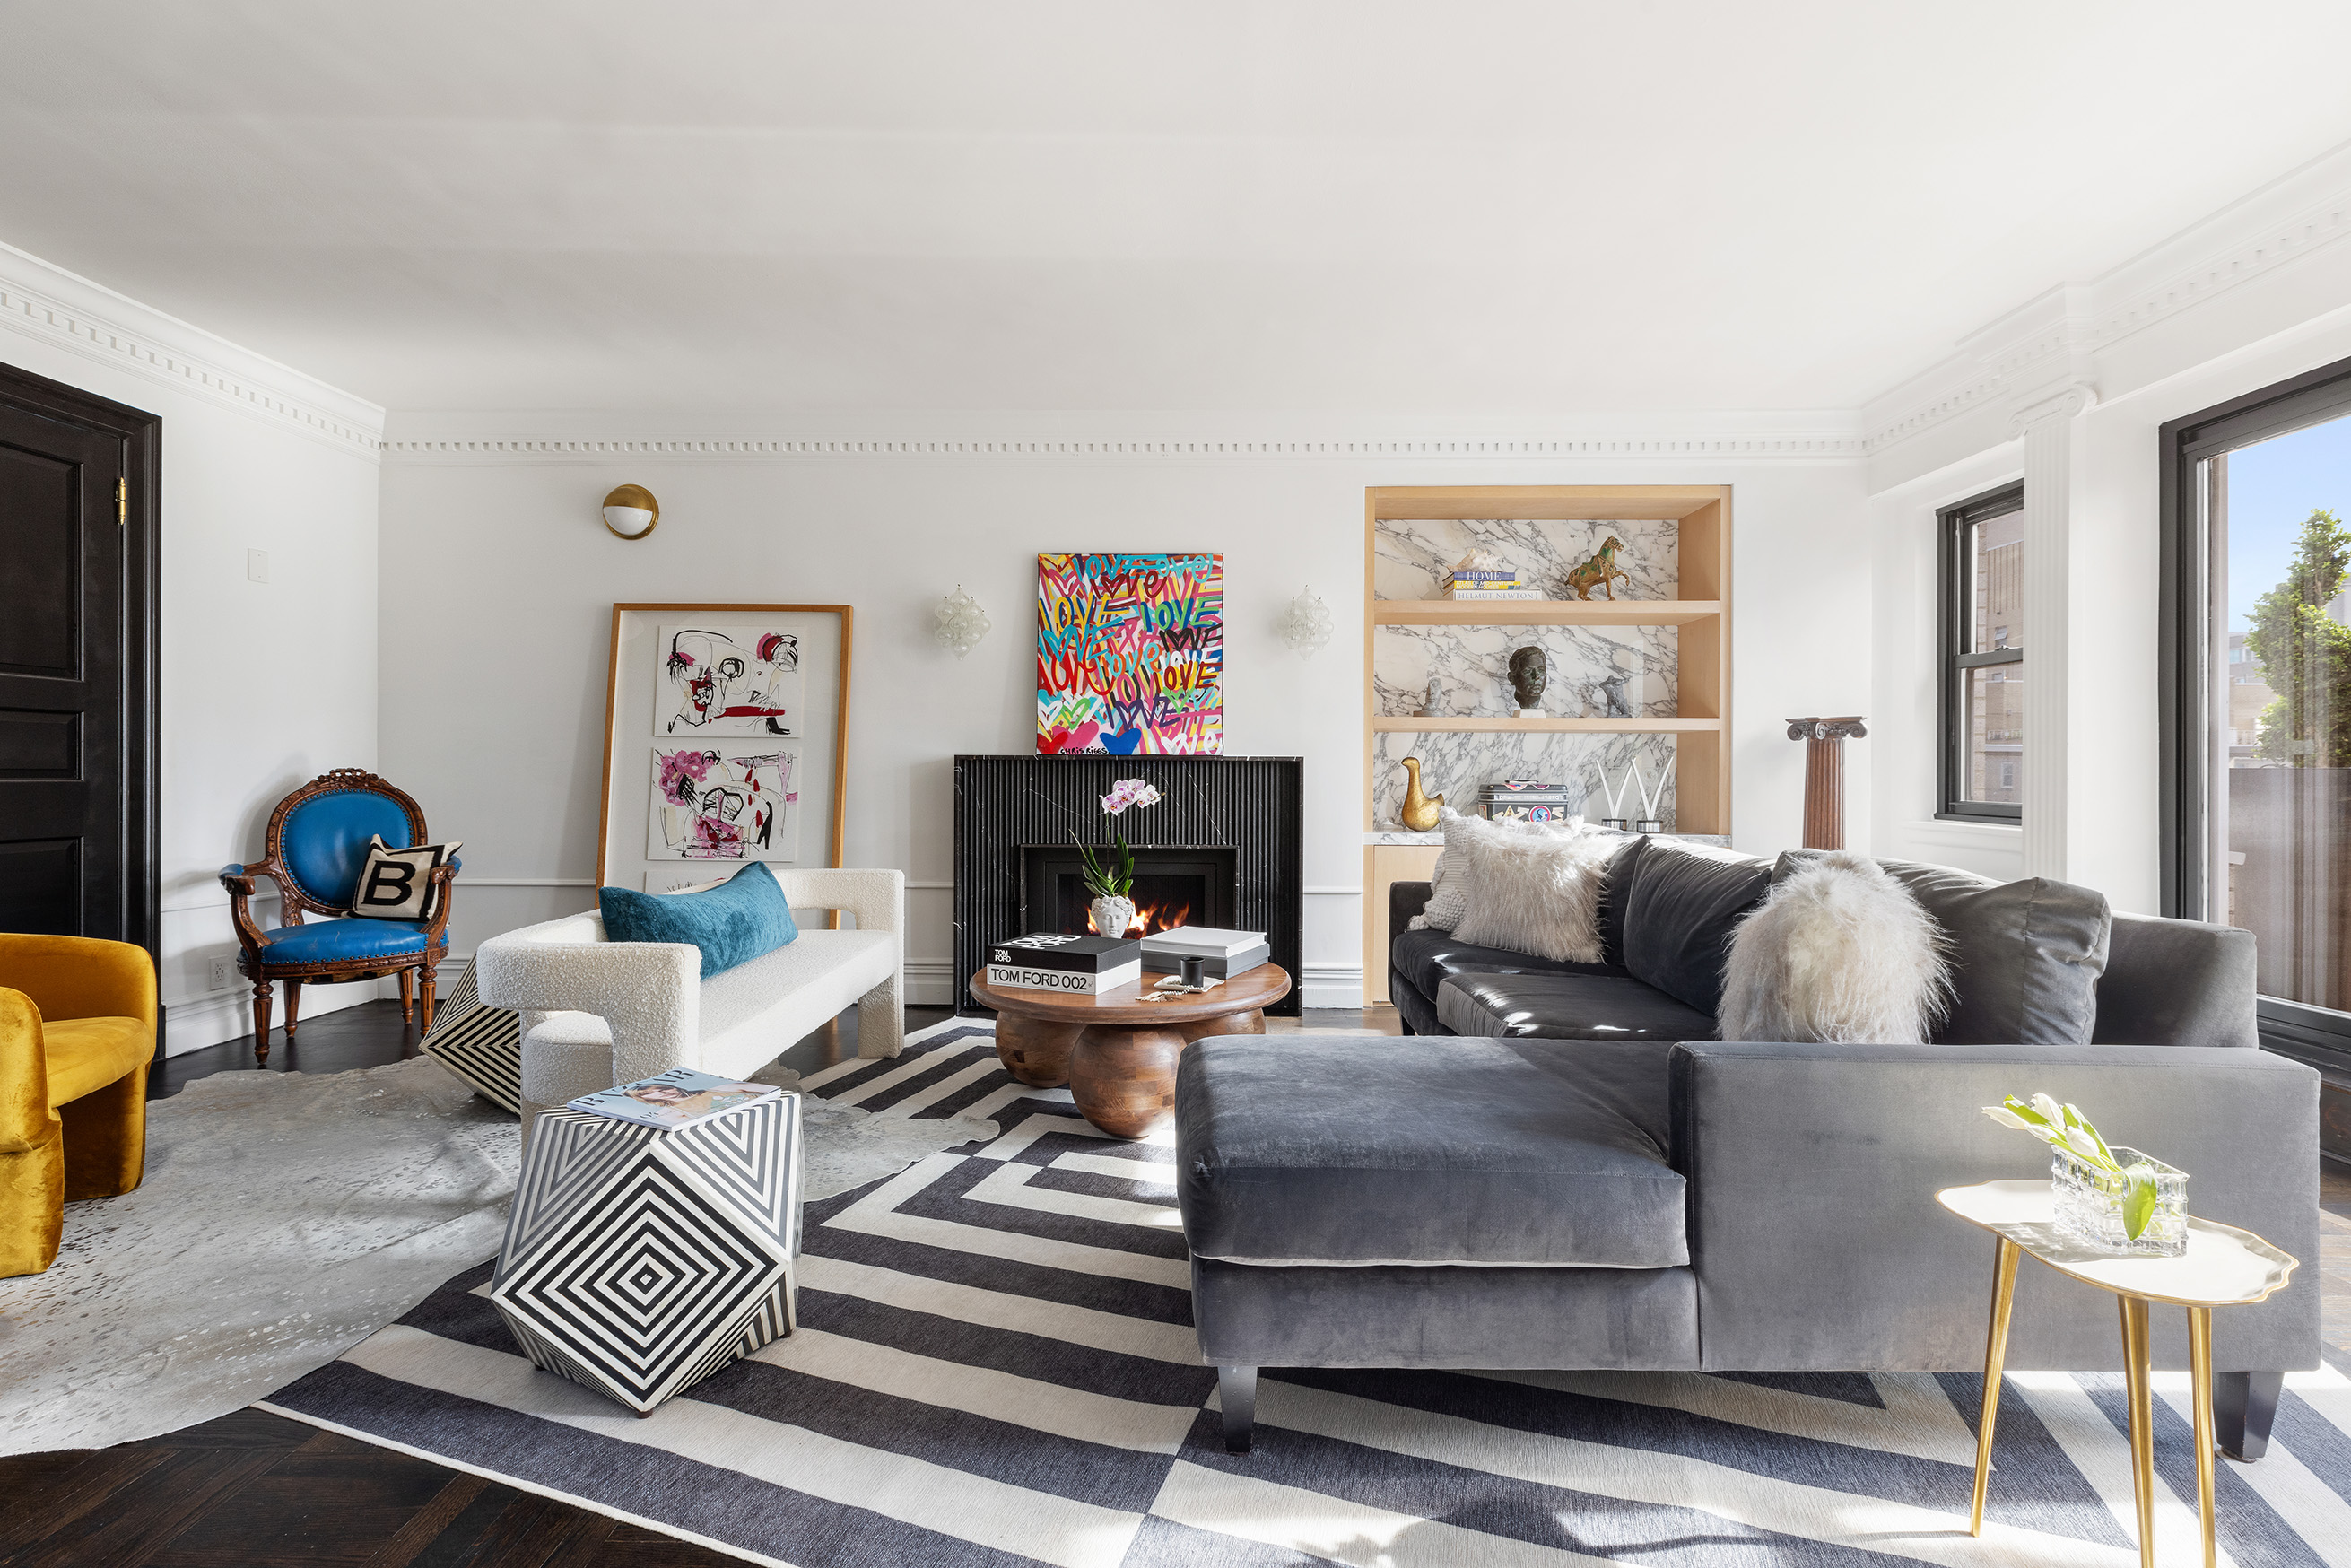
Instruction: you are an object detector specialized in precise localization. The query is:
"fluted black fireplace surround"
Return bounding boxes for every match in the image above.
[953,755,1303,1015]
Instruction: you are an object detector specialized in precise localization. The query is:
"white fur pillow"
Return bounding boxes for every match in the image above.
[1446,819,1619,963]
[1718,851,1953,1044]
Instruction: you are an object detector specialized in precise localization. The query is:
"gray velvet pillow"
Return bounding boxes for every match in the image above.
[1618,841,1773,1017]
[1772,852,2111,1047]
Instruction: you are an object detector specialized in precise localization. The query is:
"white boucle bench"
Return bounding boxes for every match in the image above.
[475,868,904,1134]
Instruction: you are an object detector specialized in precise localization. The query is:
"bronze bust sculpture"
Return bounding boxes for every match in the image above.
[1508,646,1547,712]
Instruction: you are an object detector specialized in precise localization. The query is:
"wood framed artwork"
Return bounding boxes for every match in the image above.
[596,605,852,889]
[1036,553,1224,754]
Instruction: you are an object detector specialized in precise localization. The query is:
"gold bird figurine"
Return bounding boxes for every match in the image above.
[1400,756,1443,832]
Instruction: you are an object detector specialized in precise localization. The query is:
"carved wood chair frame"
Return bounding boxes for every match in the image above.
[219,767,456,1064]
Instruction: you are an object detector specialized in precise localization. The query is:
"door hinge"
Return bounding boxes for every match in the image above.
[116,476,127,526]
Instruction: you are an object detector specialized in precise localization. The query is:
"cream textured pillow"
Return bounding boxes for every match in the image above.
[1410,810,1564,933]
[1409,810,1473,932]
[1446,820,1618,963]
[1718,850,1953,1043]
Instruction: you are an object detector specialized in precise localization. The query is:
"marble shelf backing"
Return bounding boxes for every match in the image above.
[1373,623,1678,719]
[1365,827,1730,847]
[1373,518,1679,603]
[1372,729,1680,827]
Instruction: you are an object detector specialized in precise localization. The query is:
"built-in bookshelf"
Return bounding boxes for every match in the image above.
[1360,484,1732,1002]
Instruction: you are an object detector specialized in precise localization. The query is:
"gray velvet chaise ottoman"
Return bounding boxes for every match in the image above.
[1178,976,2321,1456]
[1178,1032,1695,1438]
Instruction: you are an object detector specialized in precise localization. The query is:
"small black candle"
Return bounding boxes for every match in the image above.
[1181,954,1206,988]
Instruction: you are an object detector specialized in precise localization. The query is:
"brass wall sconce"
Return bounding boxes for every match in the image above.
[602,483,660,540]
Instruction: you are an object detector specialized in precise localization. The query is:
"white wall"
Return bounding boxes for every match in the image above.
[1863,142,2351,912]
[0,244,386,1051]
[378,430,1871,1006]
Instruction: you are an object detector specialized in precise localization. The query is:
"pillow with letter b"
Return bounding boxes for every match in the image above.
[349,833,461,920]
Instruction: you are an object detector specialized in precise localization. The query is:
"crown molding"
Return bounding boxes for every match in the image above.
[0,240,385,459]
[378,420,1868,466]
[1862,140,2351,459]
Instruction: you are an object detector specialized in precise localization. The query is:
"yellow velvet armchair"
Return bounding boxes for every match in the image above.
[2,934,158,1278]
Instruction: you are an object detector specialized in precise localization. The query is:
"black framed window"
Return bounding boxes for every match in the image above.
[2162,352,2351,1090]
[1938,483,2025,820]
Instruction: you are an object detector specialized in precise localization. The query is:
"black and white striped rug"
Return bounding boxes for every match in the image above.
[262,1020,2351,1568]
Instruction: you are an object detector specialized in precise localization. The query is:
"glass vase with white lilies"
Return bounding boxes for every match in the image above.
[1076,779,1162,939]
[1981,1093,2190,1255]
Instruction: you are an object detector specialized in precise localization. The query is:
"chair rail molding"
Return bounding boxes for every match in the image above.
[0,240,385,458]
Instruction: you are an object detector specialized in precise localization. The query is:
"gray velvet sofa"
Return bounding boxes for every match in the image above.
[1173,838,2321,1459]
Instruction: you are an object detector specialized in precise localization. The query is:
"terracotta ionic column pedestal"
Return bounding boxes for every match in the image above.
[1786,717,1867,850]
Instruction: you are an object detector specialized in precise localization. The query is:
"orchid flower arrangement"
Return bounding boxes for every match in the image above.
[1982,1093,2162,1240]
[1076,779,1162,900]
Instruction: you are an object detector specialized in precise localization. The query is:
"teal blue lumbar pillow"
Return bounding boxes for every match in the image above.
[598,862,799,979]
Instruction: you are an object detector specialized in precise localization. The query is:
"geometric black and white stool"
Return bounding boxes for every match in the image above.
[417,957,523,1115]
[489,1093,803,1416]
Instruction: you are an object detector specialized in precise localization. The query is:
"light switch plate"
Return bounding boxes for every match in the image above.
[247,548,269,583]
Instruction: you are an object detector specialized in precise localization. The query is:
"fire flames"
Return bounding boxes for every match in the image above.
[1085,892,1194,937]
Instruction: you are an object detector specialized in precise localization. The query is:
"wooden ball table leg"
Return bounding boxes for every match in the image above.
[1179,1010,1266,1044]
[1069,1024,1187,1139]
[996,1015,1084,1088]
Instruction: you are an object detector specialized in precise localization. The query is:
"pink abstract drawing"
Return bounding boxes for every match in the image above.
[659,625,805,736]
[648,745,799,860]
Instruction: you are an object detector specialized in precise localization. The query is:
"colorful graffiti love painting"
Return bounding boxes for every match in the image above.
[1036,553,1223,754]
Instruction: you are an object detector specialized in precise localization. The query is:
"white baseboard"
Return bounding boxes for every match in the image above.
[160,980,382,1057]
[906,959,956,1007]
[1300,963,1364,1011]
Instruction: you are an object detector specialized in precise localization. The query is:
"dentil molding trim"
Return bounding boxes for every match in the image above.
[379,429,1869,465]
[0,241,385,459]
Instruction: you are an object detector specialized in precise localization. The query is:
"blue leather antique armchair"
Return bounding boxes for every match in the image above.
[220,769,457,1063]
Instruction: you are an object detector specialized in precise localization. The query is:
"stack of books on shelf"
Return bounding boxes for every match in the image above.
[1448,568,1540,602]
[1140,926,1271,978]
[1480,780,1580,823]
[986,933,1142,995]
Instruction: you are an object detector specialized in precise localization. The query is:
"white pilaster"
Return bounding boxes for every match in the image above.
[2008,383,2094,879]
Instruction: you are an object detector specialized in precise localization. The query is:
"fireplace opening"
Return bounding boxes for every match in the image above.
[1022,847,1236,940]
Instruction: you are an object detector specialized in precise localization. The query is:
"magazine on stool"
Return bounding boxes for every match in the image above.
[569,1067,783,1129]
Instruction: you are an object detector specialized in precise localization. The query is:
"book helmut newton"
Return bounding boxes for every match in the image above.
[988,932,1143,995]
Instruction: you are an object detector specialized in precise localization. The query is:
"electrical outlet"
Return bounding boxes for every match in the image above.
[207,957,233,991]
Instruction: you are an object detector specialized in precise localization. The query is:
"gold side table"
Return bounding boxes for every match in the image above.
[1937,1180,2298,1568]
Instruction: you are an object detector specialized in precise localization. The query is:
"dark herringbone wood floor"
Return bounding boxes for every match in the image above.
[0,1407,734,1567]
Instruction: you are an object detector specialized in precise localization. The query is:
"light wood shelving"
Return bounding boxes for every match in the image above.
[1361,484,1733,1003]
[1370,716,1719,733]
[1373,598,1721,627]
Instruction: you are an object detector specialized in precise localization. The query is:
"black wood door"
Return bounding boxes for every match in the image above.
[0,362,158,950]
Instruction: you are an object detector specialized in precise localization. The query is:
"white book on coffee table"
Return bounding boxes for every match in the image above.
[1141,926,1267,958]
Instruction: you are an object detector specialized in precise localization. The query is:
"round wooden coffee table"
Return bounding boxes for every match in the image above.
[971,963,1293,1139]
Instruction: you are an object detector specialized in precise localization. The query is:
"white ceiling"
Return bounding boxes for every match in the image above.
[6,1,2351,416]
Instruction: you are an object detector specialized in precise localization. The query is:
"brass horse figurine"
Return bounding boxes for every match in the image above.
[1565,536,1631,601]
